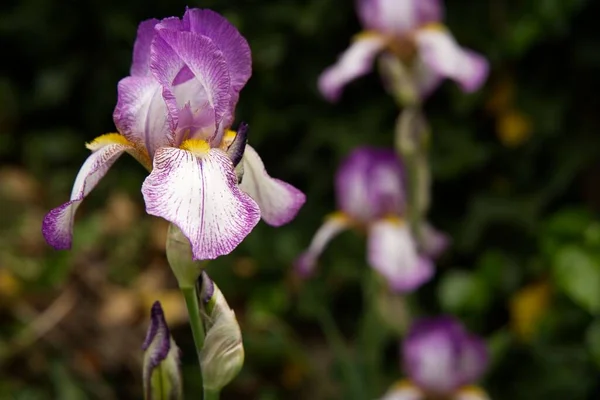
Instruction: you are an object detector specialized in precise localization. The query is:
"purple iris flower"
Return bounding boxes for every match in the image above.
[295,147,448,292]
[381,317,490,400]
[319,0,489,102]
[42,8,305,260]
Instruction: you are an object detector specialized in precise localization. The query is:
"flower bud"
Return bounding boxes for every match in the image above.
[197,272,244,392]
[142,301,183,400]
[166,223,205,288]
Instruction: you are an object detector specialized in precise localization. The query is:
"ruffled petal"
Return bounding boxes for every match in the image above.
[318,34,387,102]
[130,19,159,77]
[150,29,231,144]
[367,219,434,292]
[42,138,132,249]
[379,380,424,400]
[357,0,442,35]
[113,76,170,157]
[141,146,260,260]
[454,386,490,400]
[295,213,350,276]
[415,28,489,94]
[238,145,305,226]
[182,8,252,94]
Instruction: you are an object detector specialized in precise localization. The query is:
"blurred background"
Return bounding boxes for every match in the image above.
[1,0,600,398]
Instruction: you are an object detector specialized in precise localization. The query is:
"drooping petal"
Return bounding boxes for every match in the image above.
[420,223,450,259]
[150,29,231,144]
[318,34,387,102]
[113,76,171,156]
[141,145,260,260]
[336,147,405,222]
[295,212,350,276]
[182,8,252,94]
[42,136,133,249]
[131,19,159,77]
[379,380,424,400]
[454,386,490,400]
[238,145,305,226]
[414,27,489,94]
[356,0,442,35]
[367,219,433,292]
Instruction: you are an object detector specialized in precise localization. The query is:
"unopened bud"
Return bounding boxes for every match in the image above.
[166,223,205,288]
[197,272,244,392]
[142,301,183,400]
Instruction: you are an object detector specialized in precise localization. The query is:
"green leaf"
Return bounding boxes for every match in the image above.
[586,320,600,369]
[438,270,491,314]
[553,246,600,314]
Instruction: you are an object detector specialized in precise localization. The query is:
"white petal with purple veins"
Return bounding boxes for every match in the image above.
[239,145,305,226]
[367,219,434,292]
[141,146,260,260]
[318,35,387,102]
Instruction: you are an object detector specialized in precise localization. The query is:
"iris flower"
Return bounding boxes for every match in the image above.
[42,8,305,260]
[296,147,447,292]
[319,0,489,102]
[381,317,490,400]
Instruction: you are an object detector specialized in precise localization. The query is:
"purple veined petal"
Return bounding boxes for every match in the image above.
[379,381,424,400]
[367,219,434,292]
[141,145,260,260]
[156,16,184,31]
[295,212,350,277]
[420,223,450,259]
[150,29,231,146]
[318,34,387,102]
[113,76,171,157]
[453,386,490,400]
[130,19,159,77]
[356,0,442,35]
[182,8,252,94]
[42,138,132,249]
[238,145,306,226]
[414,28,489,94]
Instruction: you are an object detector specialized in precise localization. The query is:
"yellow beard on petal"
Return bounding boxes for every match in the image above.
[180,139,211,157]
[219,129,238,151]
[86,132,152,171]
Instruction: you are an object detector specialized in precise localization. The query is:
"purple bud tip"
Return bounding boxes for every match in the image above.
[142,301,170,354]
[198,271,215,304]
[227,122,249,167]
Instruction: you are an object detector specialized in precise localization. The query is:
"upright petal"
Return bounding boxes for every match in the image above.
[182,8,252,94]
[295,212,350,276]
[379,380,424,400]
[367,219,433,292]
[42,137,133,249]
[239,145,305,226]
[141,145,260,260]
[356,0,442,35]
[150,29,231,144]
[318,34,387,102]
[113,76,170,157]
[414,28,489,94]
[131,19,159,77]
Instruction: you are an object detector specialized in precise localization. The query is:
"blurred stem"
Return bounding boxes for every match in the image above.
[403,152,423,241]
[181,286,206,397]
[204,389,220,400]
[316,306,366,400]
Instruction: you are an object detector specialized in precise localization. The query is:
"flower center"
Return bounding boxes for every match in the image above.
[180,139,211,157]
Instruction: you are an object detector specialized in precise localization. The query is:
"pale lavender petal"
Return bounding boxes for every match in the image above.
[356,0,441,35]
[367,219,434,292]
[141,147,260,260]
[42,142,130,249]
[318,35,387,102]
[379,382,424,400]
[239,145,305,226]
[113,76,170,156]
[335,147,405,222]
[420,223,450,259]
[130,19,159,77]
[182,8,252,94]
[295,213,350,277]
[150,29,231,145]
[415,28,489,94]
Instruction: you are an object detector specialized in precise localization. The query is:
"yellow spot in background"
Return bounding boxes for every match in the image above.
[391,379,416,391]
[457,385,490,400]
[0,268,21,299]
[281,360,306,389]
[497,109,532,147]
[420,22,447,33]
[326,211,349,223]
[384,215,404,225]
[85,133,131,151]
[510,280,551,341]
[181,138,210,157]
[233,257,257,278]
[352,30,383,42]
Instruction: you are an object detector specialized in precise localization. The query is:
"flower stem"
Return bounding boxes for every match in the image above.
[181,285,206,395]
[203,389,220,400]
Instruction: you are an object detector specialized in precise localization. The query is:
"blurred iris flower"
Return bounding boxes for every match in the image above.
[319,0,488,102]
[296,147,447,292]
[381,316,489,400]
[42,8,305,260]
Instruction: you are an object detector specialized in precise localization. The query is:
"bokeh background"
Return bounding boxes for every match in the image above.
[2,0,600,398]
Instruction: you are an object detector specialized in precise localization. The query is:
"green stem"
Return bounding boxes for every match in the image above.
[181,285,206,395]
[316,306,365,400]
[203,389,220,400]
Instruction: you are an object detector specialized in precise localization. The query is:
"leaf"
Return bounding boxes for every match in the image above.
[586,320,600,369]
[438,270,491,314]
[553,246,600,314]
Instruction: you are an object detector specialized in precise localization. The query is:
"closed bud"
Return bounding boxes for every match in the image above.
[142,301,183,400]
[166,223,205,288]
[197,272,244,392]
